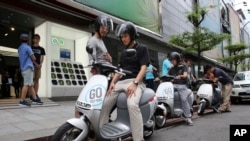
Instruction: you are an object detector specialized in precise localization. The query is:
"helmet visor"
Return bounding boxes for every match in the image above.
[115,24,128,37]
[100,18,113,32]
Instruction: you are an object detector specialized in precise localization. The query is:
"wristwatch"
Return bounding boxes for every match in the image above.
[133,80,139,85]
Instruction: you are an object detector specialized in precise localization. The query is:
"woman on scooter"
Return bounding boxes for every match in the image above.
[99,21,150,141]
[168,52,193,125]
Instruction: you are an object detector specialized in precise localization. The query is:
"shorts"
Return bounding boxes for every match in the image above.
[22,68,34,86]
[34,67,41,79]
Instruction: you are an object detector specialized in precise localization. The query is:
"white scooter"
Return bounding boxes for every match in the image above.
[51,48,158,141]
[196,79,222,116]
[154,75,194,128]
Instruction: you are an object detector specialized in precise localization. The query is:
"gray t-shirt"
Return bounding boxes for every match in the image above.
[87,36,111,64]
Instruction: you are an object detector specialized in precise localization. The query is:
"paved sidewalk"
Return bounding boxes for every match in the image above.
[0,100,75,141]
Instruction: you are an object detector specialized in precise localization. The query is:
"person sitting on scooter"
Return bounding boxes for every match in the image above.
[99,21,149,141]
[168,52,193,126]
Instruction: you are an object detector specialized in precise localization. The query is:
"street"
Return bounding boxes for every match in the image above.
[147,101,250,141]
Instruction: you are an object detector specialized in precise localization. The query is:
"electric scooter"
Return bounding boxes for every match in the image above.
[196,79,222,116]
[51,48,158,141]
[154,75,194,128]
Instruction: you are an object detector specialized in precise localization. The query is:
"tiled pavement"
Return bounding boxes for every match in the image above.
[0,98,213,141]
[0,99,75,141]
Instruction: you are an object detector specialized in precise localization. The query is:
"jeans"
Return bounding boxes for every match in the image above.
[174,84,192,118]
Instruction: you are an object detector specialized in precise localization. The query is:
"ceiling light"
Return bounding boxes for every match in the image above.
[10,27,15,31]
[4,33,8,36]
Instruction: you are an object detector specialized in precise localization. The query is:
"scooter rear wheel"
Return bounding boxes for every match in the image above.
[51,122,88,141]
[155,115,166,129]
[198,101,206,116]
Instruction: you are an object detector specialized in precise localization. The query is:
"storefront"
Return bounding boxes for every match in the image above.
[0,0,95,98]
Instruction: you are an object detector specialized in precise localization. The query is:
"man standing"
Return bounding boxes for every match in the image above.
[185,59,196,88]
[205,64,233,112]
[31,34,46,99]
[18,34,43,107]
[162,53,172,76]
[87,15,113,67]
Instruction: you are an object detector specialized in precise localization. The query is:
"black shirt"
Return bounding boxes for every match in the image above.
[31,46,46,64]
[213,67,233,85]
[168,64,188,85]
[119,43,149,80]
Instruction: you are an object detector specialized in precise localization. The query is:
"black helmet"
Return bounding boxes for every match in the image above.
[95,15,113,33]
[169,52,181,62]
[115,22,139,40]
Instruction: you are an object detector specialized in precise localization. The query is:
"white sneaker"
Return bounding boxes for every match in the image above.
[187,118,193,126]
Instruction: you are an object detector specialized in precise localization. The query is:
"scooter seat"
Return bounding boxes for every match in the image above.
[116,88,155,109]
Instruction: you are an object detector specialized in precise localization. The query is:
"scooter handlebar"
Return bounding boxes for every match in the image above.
[197,78,214,84]
[160,75,176,82]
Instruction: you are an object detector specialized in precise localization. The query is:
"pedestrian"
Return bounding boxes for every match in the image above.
[145,59,157,90]
[30,34,46,100]
[0,54,7,97]
[2,71,11,97]
[162,53,172,76]
[185,59,196,89]
[100,21,150,141]
[204,64,233,112]
[13,68,22,98]
[86,15,113,75]
[18,33,43,107]
[168,52,193,125]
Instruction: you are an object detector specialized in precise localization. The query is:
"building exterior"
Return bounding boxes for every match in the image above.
[0,0,238,99]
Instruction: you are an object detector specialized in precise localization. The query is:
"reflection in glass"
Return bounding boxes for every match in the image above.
[63,68,68,73]
[57,74,63,79]
[75,69,80,74]
[54,62,60,67]
[58,80,64,85]
[77,75,81,79]
[72,81,77,85]
[64,74,69,79]
[67,63,72,68]
[61,62,66,67]
[73,64,78,68]
[70,75,75,79]
[52,80,57,85]
[69,69,74,74]
[56,68,61,73]
[78,81,83,85]
[79,64,83,69]
[51,73,56,79]
[66,80,71,85]
[80,70,85,74]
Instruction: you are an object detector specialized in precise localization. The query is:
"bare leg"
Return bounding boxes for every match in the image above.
[33,78,39,94]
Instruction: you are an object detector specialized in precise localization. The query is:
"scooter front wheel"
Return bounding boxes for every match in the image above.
[51,122,89,141]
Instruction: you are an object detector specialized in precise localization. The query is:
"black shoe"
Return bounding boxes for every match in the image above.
[32,98,43,105]
[30,94,40,101]
[19,100,31,107]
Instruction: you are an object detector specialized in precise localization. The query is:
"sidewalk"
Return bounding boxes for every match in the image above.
[0,98,213,141]
[0,99,75,141]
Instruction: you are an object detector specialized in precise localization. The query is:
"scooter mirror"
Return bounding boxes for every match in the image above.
[125,48,136,59]
[86,46,93,54]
